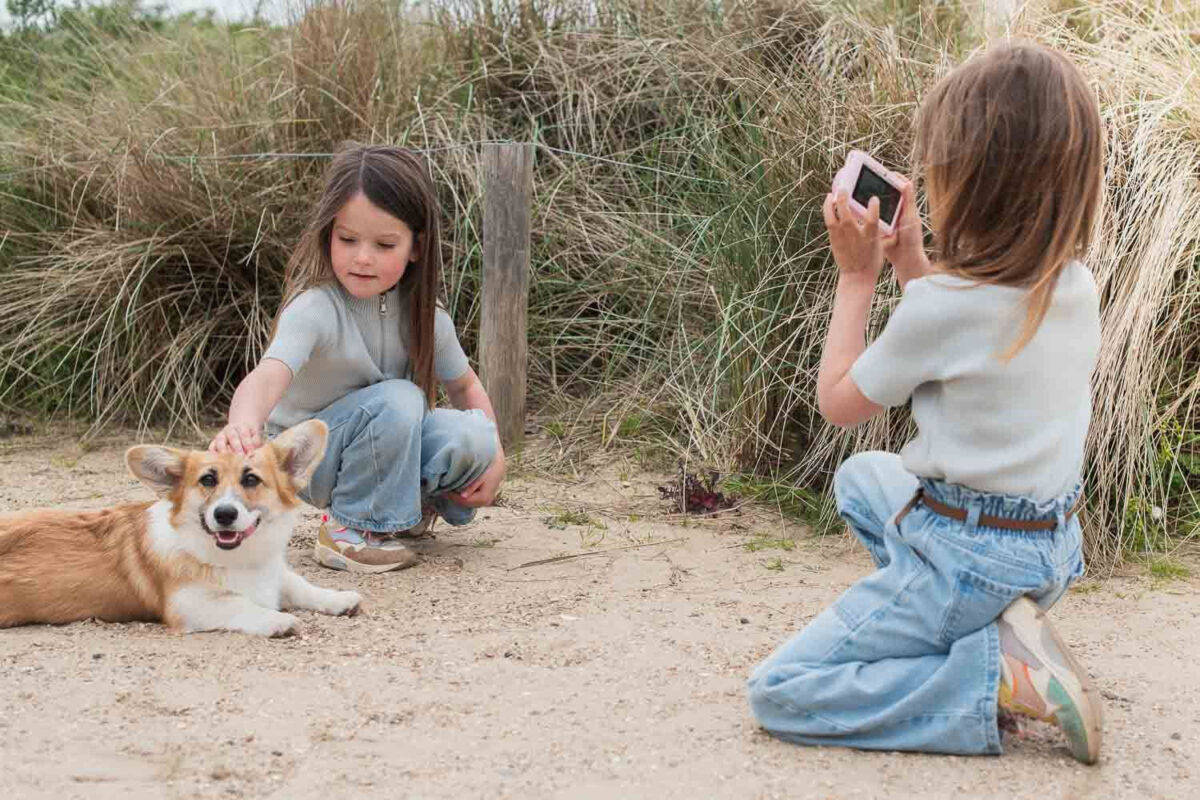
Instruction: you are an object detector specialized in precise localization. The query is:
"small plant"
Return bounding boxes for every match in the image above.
[616,415,643,439]
[1147,557,1192,582]
[722,473,840,535]
[544,509,605,531]
[579,527,606,549]
[544,421,566,440]
[658,467,737,515]
[744,535,796,553]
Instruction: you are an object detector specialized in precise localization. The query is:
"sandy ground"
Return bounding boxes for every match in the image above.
[1,431,1197,800]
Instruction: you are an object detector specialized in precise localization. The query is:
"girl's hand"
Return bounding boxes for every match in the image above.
[210,424,262,455]
[824,191,886,282]
[210,360,292,455]
[881,178,931,287]
[448,451,506,508]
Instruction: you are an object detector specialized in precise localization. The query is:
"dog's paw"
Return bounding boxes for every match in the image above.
[323,590,362,618]
[255,611,301,638]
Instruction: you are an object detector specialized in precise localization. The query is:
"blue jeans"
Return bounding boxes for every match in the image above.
[289,379,497,533]
[746,451,1085,755]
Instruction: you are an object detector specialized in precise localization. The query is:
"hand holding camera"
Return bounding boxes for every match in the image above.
[825,150,928,286]
[832,150,905,235]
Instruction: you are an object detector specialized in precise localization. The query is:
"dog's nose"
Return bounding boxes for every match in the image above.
[213,506,238,527]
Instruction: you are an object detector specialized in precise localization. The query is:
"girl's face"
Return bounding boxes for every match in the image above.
[330,192,419,298]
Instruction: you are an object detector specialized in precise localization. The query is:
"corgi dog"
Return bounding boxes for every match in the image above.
[0,419,360,637]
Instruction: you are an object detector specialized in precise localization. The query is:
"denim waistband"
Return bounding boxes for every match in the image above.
[919,478,1082,524]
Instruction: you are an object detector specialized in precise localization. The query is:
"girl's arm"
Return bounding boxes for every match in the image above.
[442,367,506,507]
[817,192,885,428]
[817,274,884,428]
[209,359,294,454]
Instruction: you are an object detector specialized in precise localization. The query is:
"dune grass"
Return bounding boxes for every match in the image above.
[0,0,1196,570]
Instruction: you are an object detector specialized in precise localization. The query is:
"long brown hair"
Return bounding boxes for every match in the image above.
[278,143,442,407]
[914,42,1104,358]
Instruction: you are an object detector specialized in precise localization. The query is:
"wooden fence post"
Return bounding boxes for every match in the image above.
[479,142,534,451]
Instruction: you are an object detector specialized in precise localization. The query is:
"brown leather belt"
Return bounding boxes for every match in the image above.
[894,487,1081,532]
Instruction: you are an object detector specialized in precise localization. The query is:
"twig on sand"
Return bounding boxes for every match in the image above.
[508,538,686,571]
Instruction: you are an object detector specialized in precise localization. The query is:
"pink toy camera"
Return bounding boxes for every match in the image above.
[832,150,905,235]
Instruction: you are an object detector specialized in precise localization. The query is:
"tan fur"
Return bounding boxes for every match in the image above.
[0,503,164,626]
[0,420,359,635]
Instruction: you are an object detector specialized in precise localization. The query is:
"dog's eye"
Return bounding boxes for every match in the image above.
[199,473,218,488]
[241,474,261,489]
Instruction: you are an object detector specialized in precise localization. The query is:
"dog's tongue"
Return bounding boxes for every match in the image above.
[215,523,256,548]
[215,530,241,547]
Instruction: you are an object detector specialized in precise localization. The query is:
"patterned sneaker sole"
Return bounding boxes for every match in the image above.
[1002,596,1102,764]
[312,542,420,574]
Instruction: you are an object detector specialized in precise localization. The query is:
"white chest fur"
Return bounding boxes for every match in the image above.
[213,560,286,609]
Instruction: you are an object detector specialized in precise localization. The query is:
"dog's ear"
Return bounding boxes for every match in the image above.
[126,446,186,496]
[270,420,328,490]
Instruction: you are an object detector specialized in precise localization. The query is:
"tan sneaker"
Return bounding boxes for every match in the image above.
[997,596,1103,764]
[314,517,420,573]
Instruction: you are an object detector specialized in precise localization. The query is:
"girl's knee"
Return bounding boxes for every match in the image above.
[746,675,773,718]
[833,451,901,508]
[450,411,498,465]
[833,453,873,509]
[746,661,823,729]
[362,380,426,428]
[422,408,498,479]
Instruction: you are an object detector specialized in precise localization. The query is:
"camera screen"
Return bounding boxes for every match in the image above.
[852,165,901,225]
